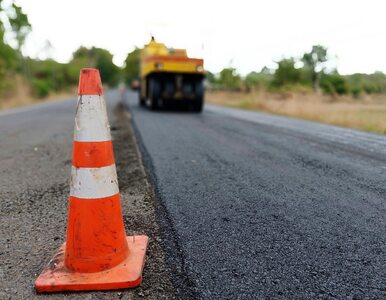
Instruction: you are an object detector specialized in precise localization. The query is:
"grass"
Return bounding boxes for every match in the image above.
[0,75,76,110]
[206,90,386,134]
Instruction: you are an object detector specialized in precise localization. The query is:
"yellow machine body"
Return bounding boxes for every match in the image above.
[140,39,204,78]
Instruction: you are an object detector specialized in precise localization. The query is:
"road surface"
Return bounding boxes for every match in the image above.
[0,90,175,299]
[124,91,386,299]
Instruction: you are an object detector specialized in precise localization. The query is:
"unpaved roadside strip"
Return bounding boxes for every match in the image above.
[0,98,176,299]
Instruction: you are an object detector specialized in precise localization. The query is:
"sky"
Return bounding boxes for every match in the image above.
[13,0,386,75]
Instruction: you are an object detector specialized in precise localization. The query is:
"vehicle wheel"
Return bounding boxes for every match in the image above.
[192,80,204,112]
[192,97,203,112]
[138,91,145,106]
[149,77,161,110]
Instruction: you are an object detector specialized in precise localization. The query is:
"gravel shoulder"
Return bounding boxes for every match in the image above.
[0,94,175,299]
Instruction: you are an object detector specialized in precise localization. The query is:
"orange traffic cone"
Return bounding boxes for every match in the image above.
[35,68,149,292]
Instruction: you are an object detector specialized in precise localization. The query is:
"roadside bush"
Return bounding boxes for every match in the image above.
[217,67,242,90]
[350,85,361,98]
[32,79,51,98]
[245,69,273,90]
[320,73,348,95]
[345,72,386,96]
[271,58,303,88]
[28,59,70,92]
[363,82,381,94]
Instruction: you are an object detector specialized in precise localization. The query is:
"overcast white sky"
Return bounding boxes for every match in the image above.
[14,0,386,75]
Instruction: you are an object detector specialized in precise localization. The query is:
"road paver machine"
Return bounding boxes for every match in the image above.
[139,37,205,111]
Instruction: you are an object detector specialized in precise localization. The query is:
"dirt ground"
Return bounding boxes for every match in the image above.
[0,102,176,299]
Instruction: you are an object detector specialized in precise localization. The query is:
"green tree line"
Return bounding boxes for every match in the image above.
[1,1,386,102]
[208,45,386,97]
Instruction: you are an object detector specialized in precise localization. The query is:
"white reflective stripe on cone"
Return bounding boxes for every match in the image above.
[70,164,119,199]
[74,95,111,142]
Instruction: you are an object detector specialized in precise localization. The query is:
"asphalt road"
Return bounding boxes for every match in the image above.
[125,91,386,300]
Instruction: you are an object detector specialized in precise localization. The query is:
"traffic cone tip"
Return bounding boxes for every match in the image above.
[78,68,103,95]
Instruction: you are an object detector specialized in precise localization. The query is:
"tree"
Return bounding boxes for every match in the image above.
[205,70,216,85]
[70,46,120,86]
[123,48,140,85]
[8,3,31,51]
[218,67,241,90]
[320,72,348,96]
[302,45,327,92]
[245,71,260,89]
[245,67,273,90]
[345,71,386,95]
[272,58,302,87]
[94,48,120,86]
[0,1,31,89]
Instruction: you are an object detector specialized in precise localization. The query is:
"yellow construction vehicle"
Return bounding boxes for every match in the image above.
[139,37,205,111]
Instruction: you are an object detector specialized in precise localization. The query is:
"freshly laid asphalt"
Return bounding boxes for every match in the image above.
[125,91,386,300]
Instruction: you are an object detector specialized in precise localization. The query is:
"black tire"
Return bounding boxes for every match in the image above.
[148,77,161,110]
[192,97,203,112]
[192,80,204,112]
[138,91,145,106]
